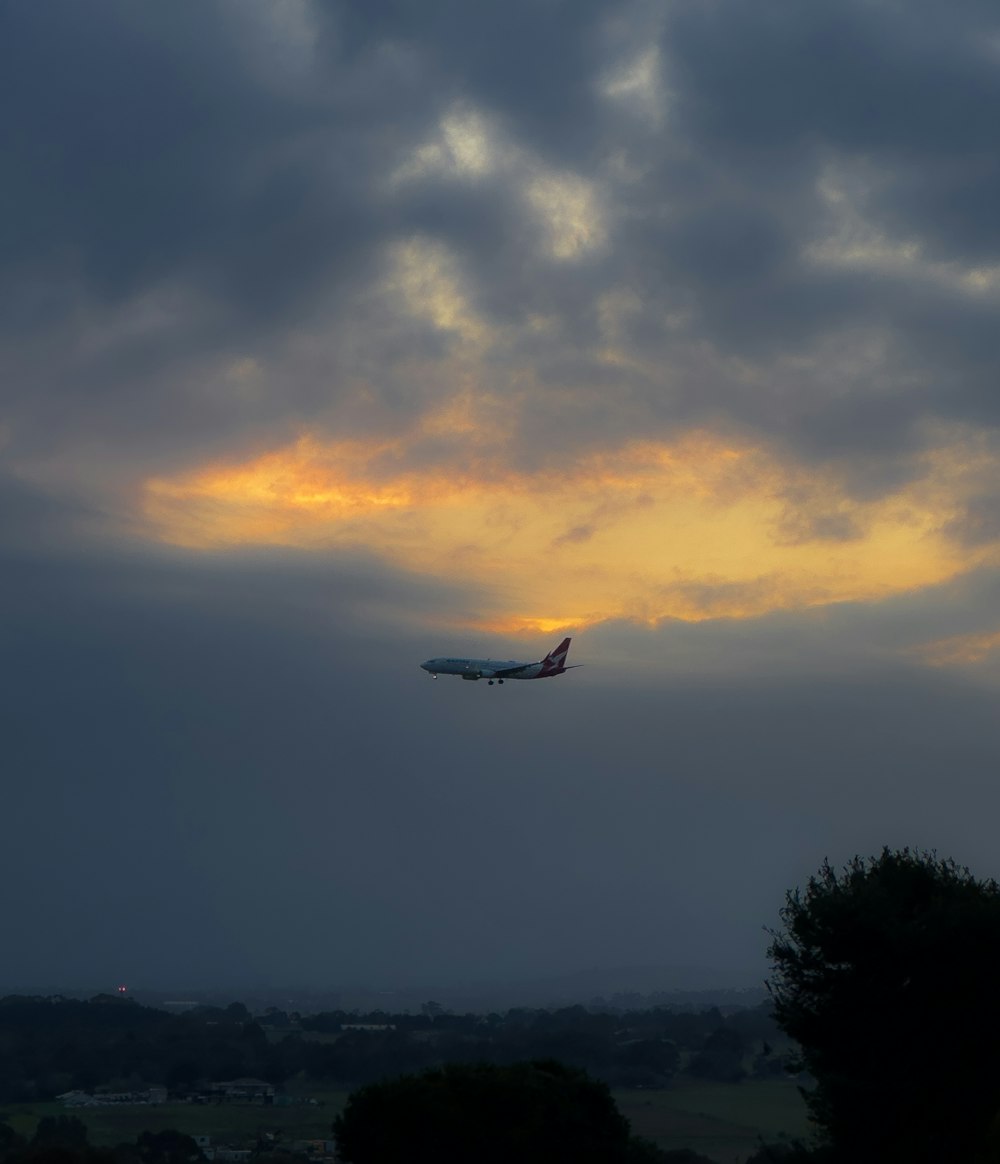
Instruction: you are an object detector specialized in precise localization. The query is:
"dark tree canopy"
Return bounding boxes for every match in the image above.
[133,1129,206,1164]
[0,1121,206,1164]
[31,1117,89,1150]
[768,847,1000,1164]
[333,1059,639,1164]
[744,1146,832,1164]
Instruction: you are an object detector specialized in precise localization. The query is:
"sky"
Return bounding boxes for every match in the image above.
[4,0,1000,995]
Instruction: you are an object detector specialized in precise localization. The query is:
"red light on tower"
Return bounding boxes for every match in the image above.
[117,985,127,995]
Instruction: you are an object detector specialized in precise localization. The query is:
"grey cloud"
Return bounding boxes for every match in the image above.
[775,509,862,546]
[1,0,627,476]
[553,523,596,546]
[8,0,1000,485]
[943,493,1000,548]
[0,470,99,552]
[656,204,792,292]
[0,0,455,460]
[665,0,1000,158]
[4,2,287,295]
[587,567,1000,682]
[0,4,406,465]
[5,533,1000,988]
[892,290,1000,429]
[322,0,611,158]
[874,158,1000,265]
[570,0,1000,460]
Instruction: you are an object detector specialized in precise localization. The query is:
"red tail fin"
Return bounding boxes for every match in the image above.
[538,637,571,676]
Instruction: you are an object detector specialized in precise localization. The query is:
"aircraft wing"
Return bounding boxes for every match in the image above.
[494,663,536,678]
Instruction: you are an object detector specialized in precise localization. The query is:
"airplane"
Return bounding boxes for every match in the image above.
[420,637,580,686]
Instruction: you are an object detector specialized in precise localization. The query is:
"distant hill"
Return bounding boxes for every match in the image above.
[3,965,768,1015]
[334,965,768,1013]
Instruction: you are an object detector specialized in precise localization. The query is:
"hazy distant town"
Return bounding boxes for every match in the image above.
[0,982,796,1162]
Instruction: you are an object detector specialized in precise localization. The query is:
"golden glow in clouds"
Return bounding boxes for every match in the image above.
[143,416,997,635]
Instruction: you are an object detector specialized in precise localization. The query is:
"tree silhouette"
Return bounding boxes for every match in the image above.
[333,1059,639,1164]
[134,1129,206,1163]
[31,1116,89,1150]
[768,847,1000,1163]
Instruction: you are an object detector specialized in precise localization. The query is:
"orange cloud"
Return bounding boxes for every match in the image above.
[915,629,1000,668]
[142,419,999,635]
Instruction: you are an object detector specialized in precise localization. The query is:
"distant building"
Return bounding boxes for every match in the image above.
[56,1091,92,1107]
[206,1078,275,1102]
[291,1139,337,1158]
[57,1087,168,1108]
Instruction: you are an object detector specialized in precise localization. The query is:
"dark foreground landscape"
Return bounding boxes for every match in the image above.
[0,989,806,1162]
[6,849,1000,1163]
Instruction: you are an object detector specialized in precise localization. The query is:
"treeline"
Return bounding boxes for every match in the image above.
[294,1002,789,1088]
[0,996,277,1101]
[0,1119,205,1164]
[0,994,790,1102]
[8,847,998,1161]
[327,847,1000,1163]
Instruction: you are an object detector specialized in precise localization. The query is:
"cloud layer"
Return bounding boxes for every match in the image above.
[4,0,1000,989]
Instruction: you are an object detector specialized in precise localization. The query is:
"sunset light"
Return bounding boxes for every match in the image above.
[143,421,997,635]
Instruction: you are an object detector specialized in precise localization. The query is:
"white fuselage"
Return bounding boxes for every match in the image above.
[419,637,575,684]
[420,657,544,681]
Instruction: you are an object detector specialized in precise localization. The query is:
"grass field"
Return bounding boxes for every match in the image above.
[0,1090,347,1149]
[1,1079,811,1162]
[615,1080,812,1163]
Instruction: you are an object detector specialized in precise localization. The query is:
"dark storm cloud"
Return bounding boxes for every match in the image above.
[0,0,622,475]
[568,0,1000,456]
[0,0,609,324]
[665,0,999,158]
[0,470,97,551]
[0,1,404,311]
[322,0,610,158]
[6,0,1000,475]
[5,532,1000,988]
[882,156,1000,264]
[0,2,381,459]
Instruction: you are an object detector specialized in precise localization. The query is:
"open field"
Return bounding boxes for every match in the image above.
[616,1080,811,1163]
[0,1090,348,1149]
[1,1079,810,1162]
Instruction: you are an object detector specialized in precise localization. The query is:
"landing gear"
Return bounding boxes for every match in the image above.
[488,680,494,685]
[498,679,504,684]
